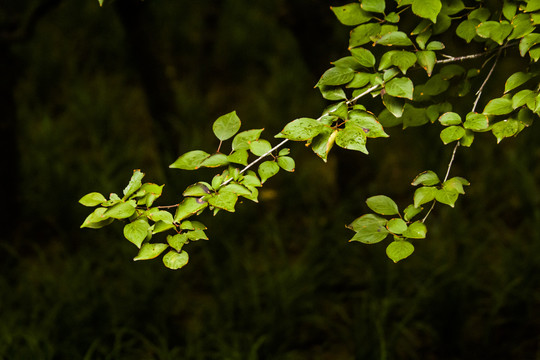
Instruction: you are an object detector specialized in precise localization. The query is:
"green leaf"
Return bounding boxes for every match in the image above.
[276,118,324,141]
[350,47,376,67]
[277,156,295,172]
[426,41,445,50]
[332,56,364,71]
[124,219,149,248]
[361,0,385,13]
[504,72,534,93]
[412,0,442,23]
[162,250,189,270]
[213,111,241,141]
[443,177,469,194]
[391,51,417,74]
[402,221,427,239]
[508,13,535,40]
[350,23,381,48]
[512,90,537,109]
[348,110,389,138]
[422,74,449,96]
[331,3,371,26]
[348,214,389,244]
[79,192,107,207]
[382,94,405,117]
[123,169,144,199]
[440,125,465,144]
[385,77,414,99]
[170,150,210,170]
[376,31,414,46]
[310,128,337,162]
[404,204,423,222]
[469,8,490,22]
[412,170,440,186]
[187,229,208,241]
[492,119,520,143]
[476,21,513,45]
[104,200,137,219]
[167,234,188,251]
[387,218,408,234]
[220,183,252,197]
[435,188,459,207]
[456,19,480,43]
[525,0,540,12]
[183,182,212,197]
[483,98,514,115]
[463,112,489,131]
[318,85,347,101]
[335,125,368,154]
[242,171,262,187]
[316,67,355,86]
[200,153,229,168]
[133,243,169,261]
[174,197,208,222]
[386,240,414,263]
[402,104,430,128]
[80,207,114,229]
[249,139,272,156]
[519,33,540,56]
[366,195,399,216]
[438,112,462,126]
[232,129,264,151]
[416,50,437,76]
[228,150,249,165]
[414,186,437,207]
[258,161,280,183]
[347,72,372,88]
[208,191,238,212]
[146,210,173,224]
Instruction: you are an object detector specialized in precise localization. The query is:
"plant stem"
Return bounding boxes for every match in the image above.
[422,48,503,224]
[221,84,380,186]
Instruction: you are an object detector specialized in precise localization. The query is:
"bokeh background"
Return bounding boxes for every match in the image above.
[1,0,539,359]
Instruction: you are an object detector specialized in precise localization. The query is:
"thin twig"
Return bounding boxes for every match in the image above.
[221,84,381,186]
[436,42,516,64]
[422,48,503,224]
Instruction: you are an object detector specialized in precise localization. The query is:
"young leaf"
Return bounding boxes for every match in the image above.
[443,177,469,194]
[277,156,295,172]
[438,112,462,126]
[167,233,189,251]
[276,118,324,141]
[366,195,399,216]
[350,47,376,67]
[435,188,459,207]
[483,98,514,115]
[414,186,437,208]
[412,170,440,186]
[228,150,249,165]
[335,125,368,154]
[386,240,414,263]
[402,221,427,239]
[104,200,137,219]
[348,214,389,244]
[376,31,414,46]
[258,161,280,183]
[404,204,423,222]
[361,0,385,13]
[208,191,238,212]
[123,170,144,199]
[385,77,414,99]
[163,250,189,270]
[463,112,489,131]
[124,219,149,248]
[249,139,273,156]
[213,111,241,141]
[504,72,533,93]
[80,207,114,229]
[387,218,408,234]
[232,129,264,150]
[316,67,355,87]
[331,3,371,26]
[170,150,210,170]
[79,192,107,207]
[440,125,465,144]
[133,243,169,261]
[200,153,230,168]
[174,197,208,222]
[412,0,442,23]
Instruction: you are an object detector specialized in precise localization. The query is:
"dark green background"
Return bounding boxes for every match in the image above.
[1,1,539,359]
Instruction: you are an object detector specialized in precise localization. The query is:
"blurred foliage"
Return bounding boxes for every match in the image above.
[0,0,539,359]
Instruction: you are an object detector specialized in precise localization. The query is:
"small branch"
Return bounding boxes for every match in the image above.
[222,84,381,186]
[422,48,503,224]
[437,42,516,65]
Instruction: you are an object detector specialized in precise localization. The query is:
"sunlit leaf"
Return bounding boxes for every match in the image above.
[387,218,408,234]
[79,192,107,207]
[402,221,427,239]
[335,125,368,154]
[276,118,324,141]
[386,240,414,263]
[174,197,208,222]
[208,191,238,212]
[385,77,414,99]
[414,186,437,208]
[232,129,264,151]
[412,170,440,186]
[412,0,442,23]
[123,169,144,199]
[331,3,371,26]
[170,150,210,170]
[133,243,169,261]
[124,219,149,248]
[213,111,241,141]
[258,161,280,183]
[163,250,189,270]
[440,125,465,144]
[366,195,399,216]
[348,214,389,244]
[249,139,273,156]
[435,188,459,207]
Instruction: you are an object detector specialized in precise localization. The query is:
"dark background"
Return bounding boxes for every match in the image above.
[1,0,539,359]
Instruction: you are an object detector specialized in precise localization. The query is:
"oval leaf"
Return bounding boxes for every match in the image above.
[366,195,399,216]
[124,219,149,248]
[163,250,189,270]
[133,243,169,261]
[213,111,241,141]
[276,118,324,141]
[170,150,210,170]
[386,240,414,263]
